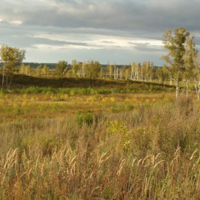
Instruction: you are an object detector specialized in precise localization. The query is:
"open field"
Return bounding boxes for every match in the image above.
[0,75,200,199]
[0,89,174,120]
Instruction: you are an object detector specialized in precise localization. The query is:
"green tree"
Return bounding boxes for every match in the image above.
[183,35,197,97]
[72,60,81,77]
[81,62,86,77]
[107,62,114,79]
[85,60,101,87]
[56,61,70,87]
[0,45,25,90]
[156,65,168,84]
[19,63,25,74]
[162,27,191,98]
[166,65,176,85]
[149,62,155,82]
[130,61,140,80]
[125,66,131,80]
[113,62,118,79]
[137,63,141,81]
[141,62,147,81]
[193,54,200,100]
[25,65,31,76]
[36,65,42,77]
[42,64,48,76]
[120,65,127,79]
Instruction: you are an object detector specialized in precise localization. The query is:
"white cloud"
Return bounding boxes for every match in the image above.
[33,30,164,50]
[9,20,22,25]
[32,43,102,50]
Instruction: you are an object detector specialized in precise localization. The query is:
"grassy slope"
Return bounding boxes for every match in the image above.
[0,74,175,89]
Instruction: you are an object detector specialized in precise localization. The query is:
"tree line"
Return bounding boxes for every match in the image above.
[0,27,200,98]
[18,61,156,84]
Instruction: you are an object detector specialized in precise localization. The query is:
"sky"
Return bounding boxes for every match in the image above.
[0,0,200,66]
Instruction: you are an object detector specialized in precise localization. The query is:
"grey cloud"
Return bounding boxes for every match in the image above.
[0,0,200,65]
[0,22,88,47]
[0,35,88,49]
[1,0,200,33]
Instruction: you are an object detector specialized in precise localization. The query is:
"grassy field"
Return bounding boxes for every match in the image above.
[0,75,200,199]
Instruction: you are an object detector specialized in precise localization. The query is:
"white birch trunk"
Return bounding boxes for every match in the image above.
[131,68,133,80]
[176,73,179,99]
[170,76,172,85]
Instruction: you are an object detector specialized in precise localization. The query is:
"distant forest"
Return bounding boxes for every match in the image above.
[0,62,160,71]
[0,62,58,69]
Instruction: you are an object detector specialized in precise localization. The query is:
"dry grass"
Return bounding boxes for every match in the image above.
[0,93,200,199]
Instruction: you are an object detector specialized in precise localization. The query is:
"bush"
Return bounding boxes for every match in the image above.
[76,111,97,127]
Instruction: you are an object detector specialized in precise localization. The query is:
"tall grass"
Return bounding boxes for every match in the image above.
[0,96,200,199]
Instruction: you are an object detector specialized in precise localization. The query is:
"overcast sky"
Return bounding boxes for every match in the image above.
[0,0,200,65]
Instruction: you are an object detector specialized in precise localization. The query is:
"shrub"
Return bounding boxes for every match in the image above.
[76,111,97,127]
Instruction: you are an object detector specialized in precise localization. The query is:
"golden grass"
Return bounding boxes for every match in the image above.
[1,92,200,199]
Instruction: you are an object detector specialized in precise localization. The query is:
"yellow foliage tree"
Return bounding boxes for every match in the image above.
[0,45,26,89]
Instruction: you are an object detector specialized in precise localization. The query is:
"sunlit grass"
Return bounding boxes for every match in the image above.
[0,91,177,122]
[1,82,200,198]
[0,91,200,199]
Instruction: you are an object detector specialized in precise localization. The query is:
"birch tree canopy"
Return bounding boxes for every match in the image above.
[56,60,70,87]
[162,27,195,98]
[0,45,26,89]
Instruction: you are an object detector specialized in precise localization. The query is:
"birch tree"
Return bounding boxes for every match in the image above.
[85,60,101,87]
[167,65,176,85]
[156,65,168,84]
[42,64,49,76]
[19,64,25,74]
[72,60,81,77]
[183,34,197,97]
[25,65,31,76]
[107,63,113,79]
[145,61,151,81]
[162,27,190,98]
[120,65,126,79]
[131,62,139,80]
[194,54,200,100]
[141,62,146,81]
[81,62,86,77]
[113,63,117,79]
[125,67,131,80]
[0,45,25,90]
[149,62,154,82]
[36,65,42,77]
[137,63,141,81]
[56,61,70,87]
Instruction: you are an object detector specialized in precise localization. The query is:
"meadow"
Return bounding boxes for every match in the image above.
[0,75,199,199]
